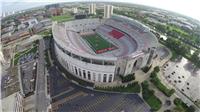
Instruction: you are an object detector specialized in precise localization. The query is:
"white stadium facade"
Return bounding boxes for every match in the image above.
[52,15,158,84]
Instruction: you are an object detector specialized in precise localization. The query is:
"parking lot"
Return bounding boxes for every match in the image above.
[19,50,37,97]
[49,66,150,112]
[163,57,200,102]
[20,61,37,96]
[1,66,20,98]
[19,52,36,64]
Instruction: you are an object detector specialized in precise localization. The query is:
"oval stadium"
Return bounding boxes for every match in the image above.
[52,15,158,84]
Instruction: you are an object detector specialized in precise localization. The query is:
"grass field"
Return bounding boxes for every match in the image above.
[51,15,73,22]
[142,81,162,111]
[83,34,117,54]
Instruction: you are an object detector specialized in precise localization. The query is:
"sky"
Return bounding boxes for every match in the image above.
[1,0,200,21]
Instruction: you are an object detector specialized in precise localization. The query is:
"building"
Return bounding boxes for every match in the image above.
[48,8,63,16]
[63,7,78,14]
[104,5,113,18]
[1,29,31,45]
[22,18,39,28]
[45,4,63,16]
[18,23,28,30]
[1,25,15,35]
[22,18,51,34]
[62,8,70,14]
[73,8,78,14]
[1,92,24,112]
[89,4,96,15]
[52,15,158,84]
[40,19,52,27]
[45,4,59,9]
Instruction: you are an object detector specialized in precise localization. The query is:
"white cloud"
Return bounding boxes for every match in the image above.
[125,0,200,21]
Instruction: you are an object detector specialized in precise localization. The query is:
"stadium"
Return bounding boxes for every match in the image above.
[52,15,158,83]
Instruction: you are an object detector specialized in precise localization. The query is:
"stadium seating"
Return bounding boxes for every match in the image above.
[108,29,124,39]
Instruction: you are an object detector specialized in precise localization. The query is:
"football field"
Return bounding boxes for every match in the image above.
[83,34,117,54]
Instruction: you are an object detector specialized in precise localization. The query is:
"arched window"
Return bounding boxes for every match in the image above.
[134,60,137,67]
[103,74,107,82]
[88,71,91,80]
[78,68,82,77]
[108,74,112,82]
[117,67,120,75]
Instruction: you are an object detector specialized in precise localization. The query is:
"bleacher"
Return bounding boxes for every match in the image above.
[108,29,124,39]
[104,18,156,51]
[111,16,147,33]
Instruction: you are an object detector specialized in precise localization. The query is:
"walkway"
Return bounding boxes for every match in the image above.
[35,39,49,112]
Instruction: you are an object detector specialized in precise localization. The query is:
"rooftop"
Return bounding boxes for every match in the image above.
[1,92,19,112]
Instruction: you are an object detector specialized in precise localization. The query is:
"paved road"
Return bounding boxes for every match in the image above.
[35,39,48,112]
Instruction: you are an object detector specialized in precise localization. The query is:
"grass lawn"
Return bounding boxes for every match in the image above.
[173,98,195,112]
[150,67,175,97]
[142,81,162,111]
[150,75,175,97]
[51,15,73,22]
[38,29,52,36]
[83,34,117,54]
[146,95,162,110]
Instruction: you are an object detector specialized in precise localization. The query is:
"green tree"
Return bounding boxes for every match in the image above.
[188,105,196,112]
[154,66,160,73]
[191,50,200,67]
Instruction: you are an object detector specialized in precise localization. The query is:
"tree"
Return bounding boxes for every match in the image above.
[164,110,171,112]
[154,66,160,73]
[188,105,196,112]
[191,50,200,67]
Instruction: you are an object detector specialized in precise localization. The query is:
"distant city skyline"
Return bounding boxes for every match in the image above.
[2,0,200,22]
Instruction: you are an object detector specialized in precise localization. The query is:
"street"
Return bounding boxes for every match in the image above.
[35,39,49,112]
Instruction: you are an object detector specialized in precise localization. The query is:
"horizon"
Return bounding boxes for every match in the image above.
[1,0,200,22]
[1,1,200,112]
